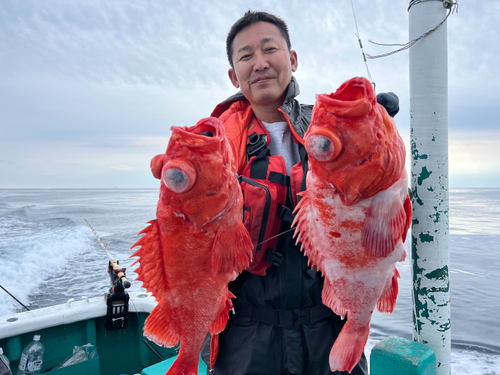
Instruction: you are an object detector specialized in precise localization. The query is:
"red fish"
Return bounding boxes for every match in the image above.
[131,117,253,375]
[293,77,411,373]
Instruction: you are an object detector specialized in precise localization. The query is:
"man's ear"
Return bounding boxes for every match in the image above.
[228,68,240,89]
[290,50,298,73]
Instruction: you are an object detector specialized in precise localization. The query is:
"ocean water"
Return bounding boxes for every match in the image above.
[0,188,499,374]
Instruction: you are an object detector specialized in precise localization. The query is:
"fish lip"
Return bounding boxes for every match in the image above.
[171,126,222,152]
[251,74,276,85]
[315,94,372,118]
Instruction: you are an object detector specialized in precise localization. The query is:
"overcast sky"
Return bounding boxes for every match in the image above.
[0,0,497,188]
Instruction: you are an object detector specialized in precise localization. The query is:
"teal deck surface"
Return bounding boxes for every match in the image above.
[141,354,207,375]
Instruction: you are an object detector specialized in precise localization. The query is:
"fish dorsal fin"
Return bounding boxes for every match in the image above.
[130,220,168,302]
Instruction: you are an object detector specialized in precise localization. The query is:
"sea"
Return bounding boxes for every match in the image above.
[0,188,499,374]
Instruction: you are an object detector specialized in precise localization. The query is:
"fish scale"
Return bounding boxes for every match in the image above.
[131,117,253,375]
[293,77,411,373]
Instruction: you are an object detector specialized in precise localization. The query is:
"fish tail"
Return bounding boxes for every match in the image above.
[166,358,199,375]
[329,322,370,373]
[167,335,205,375]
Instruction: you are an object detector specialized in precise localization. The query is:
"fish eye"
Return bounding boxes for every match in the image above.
[202,131,214,137]
[306,134,337,162]
[163,168,192,193]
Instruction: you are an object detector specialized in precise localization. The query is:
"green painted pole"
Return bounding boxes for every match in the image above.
[409,1,451,374]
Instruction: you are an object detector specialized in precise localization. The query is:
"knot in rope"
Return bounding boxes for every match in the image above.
[408,0,458,12]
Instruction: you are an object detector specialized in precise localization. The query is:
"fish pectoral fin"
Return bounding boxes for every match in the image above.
[130,220,168,302]
[377,267,400,313]
[362,194,406,257]
[211,220,253,274]
[209,289,235,335]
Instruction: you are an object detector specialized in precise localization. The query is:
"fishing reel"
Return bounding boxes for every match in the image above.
[105,259,131,331]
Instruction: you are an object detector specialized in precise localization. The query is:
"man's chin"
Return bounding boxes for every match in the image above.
[250,89,284,106]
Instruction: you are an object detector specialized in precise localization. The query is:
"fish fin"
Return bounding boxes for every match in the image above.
[165,358,199,375]
[211,220,253,274]
[209,289,235,335]
[322,283,348,318]
[210,333,220,370]
[143,302,180,348]
[377,267,400,313]
[292,191,323,270]
[329,321,370,373]
[402,193,412,243]
[362,194,406,258]
[130,220,167,303]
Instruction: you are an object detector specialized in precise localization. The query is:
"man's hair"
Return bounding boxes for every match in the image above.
[226,10,292,68]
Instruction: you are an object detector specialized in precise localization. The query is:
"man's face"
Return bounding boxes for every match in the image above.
[228,22,298,109]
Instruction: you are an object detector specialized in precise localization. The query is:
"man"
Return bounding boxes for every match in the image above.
[202,10,398,375]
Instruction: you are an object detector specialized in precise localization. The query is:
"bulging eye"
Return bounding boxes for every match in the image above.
[307,135,335,161]
[162,160,196,193]
[305,131,342,162]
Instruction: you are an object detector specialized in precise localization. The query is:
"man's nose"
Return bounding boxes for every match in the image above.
[253,51,269,71]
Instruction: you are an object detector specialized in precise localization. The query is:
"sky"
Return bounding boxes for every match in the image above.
[0,0,498,189]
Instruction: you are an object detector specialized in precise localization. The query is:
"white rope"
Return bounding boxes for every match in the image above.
[365,0,459,60]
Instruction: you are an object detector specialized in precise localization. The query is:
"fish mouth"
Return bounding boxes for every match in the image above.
[191,117,224,138]
[171,118,224,152]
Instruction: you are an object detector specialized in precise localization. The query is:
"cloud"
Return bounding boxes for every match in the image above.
[111,165,134,171]
[0,0,498,187]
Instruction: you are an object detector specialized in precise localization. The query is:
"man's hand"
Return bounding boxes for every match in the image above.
[376,92,399,118]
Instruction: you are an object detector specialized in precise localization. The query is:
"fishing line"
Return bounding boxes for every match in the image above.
[0,284,30,311]
[256,227,296,247]
[85,219,131,289]
[349,0,376,92]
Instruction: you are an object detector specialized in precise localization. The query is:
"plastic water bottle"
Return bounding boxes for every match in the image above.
[0,347,12,375]
[17,336,44,375]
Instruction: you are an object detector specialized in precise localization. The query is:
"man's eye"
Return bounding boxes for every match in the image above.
[265,47,277,53]
[240,54,252,61]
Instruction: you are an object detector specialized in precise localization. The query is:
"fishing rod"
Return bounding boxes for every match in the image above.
[85,219,131,331]
[84,219,131,290]
[0,284,30,311]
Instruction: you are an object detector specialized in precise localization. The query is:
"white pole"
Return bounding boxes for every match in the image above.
[409,1,451,375]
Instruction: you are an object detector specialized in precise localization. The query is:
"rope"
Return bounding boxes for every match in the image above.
[365,0,459,60]
[349,0,376,91]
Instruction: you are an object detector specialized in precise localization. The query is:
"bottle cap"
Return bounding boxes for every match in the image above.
[34,335,41,341]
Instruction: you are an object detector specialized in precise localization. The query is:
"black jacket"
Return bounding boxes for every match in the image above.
[203,77,368,375]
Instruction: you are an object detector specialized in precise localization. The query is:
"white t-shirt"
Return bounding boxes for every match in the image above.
[261,121,301,174]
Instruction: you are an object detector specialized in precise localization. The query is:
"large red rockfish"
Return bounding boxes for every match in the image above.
[131,117,253,375]
[293,77,411,373]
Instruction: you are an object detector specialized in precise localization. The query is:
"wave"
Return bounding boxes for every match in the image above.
[0,215,96,316]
